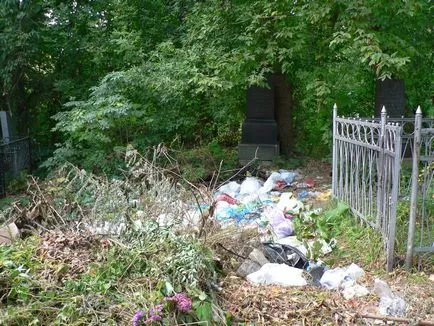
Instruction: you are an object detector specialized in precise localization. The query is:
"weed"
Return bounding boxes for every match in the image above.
[0,146,224,325]
[293,200,385,269]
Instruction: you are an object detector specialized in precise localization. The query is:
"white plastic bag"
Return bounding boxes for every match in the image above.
[218,181,240,196]
[239,177,263,195]
[277,194,304,214]
[260,172,282,193]
[320,263,365,290]
[374,279,407,317]
[247,263,307,286]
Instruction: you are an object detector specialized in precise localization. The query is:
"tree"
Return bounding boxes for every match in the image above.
[2,0,431,171]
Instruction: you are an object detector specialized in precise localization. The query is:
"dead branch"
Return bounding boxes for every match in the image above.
[358,313,434,325]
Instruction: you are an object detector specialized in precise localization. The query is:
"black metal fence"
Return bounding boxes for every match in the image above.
[0,137,31,198]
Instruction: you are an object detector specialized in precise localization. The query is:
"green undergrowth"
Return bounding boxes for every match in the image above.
[294,201,385,270]
[171,142,238,183]
[0,148,226,325]
[297,198,432,274]
[0,230,219,325]
[328,214,385,271]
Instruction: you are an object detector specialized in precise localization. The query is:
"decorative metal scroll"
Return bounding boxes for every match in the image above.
[332,107,402,271]
[373,117,434,161]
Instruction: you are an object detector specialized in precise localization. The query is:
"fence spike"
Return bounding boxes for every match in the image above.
[381,106,387,114]
[416,106,422,114]
[333,103,338,110]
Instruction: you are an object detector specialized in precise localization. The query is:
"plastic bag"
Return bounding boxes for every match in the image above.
[279,170,296,185]
[239,177,263,195]
[263,206,294,238]
[320,263,365,290]
[214,193,238,205]
[261,243,309,269]
[277,194,304,214]
[247,263,307,286]
[374,279,407,317]
[260,172,282,193]
[218,181,240,196]
[342,284,369,300]
[320,268,348,289]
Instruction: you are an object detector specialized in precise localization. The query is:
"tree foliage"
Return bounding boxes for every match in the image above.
[1,0,432,170]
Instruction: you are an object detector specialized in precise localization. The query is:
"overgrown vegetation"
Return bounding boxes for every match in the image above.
[292,201,385,268]
[1,0,432,172]
[1,149,432,324]
[1,2,433,321]
[0,148,227,325]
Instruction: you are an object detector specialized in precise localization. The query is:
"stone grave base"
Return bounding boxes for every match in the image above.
[238,143,279,164]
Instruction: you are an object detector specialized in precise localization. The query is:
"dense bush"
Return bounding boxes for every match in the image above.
[1,0,432,171]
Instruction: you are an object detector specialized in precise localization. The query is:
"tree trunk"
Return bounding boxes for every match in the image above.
[272,73,293,156]
[16,79,28,136]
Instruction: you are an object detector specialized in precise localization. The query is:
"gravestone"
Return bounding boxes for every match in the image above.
[375,79,406,117]
[0,111,17,143]
[239,81,279,163]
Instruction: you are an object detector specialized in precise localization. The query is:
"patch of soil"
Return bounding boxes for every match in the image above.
[221,275,361,325]
[220,273,434,325]
[36,230,103,280]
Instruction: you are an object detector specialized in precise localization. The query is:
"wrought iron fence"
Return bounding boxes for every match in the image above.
[372,116,434,161]
[333,105,434,271]
[405,108,433,268]
[0,137,31,198]
[332,106,402,271]
[416,129,433,257]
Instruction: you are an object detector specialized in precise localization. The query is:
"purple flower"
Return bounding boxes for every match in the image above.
[144,314,162,324]
[172,293,192,312]
[149,304,163,316]
[155,304,163,313]
[132,310,144,326]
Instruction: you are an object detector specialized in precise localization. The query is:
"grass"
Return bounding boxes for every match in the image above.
[1,146,431,325]
[292,200,385,270]
[0,148,226,325]
[0,232,207,325]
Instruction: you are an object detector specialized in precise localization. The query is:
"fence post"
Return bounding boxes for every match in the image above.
[376,106,387,229]
[386,122,402,272]
[405,106,422,269]
[332,104,338,197]
[0,150,4,199]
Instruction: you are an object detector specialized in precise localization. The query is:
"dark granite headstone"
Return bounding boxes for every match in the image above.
[239,79,279,163]
[246,84,275,120]
[375,79,405,117]
[0,111,17,142]
[241,120,278,144]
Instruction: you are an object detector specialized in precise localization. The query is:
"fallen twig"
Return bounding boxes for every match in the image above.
[30,175,65,225]
[358,313,434,325]
[217,242,247,260]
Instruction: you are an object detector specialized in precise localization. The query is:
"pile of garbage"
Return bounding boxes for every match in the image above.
[214,171,312,239]
[212,170,333,283]
[213,170,408,318]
